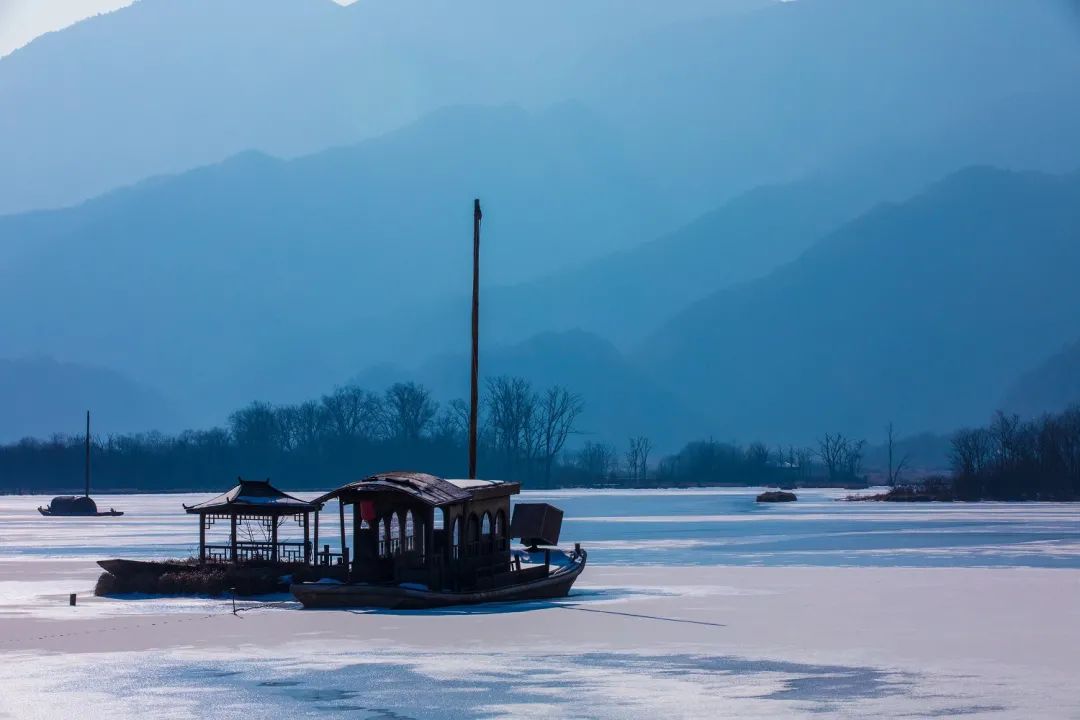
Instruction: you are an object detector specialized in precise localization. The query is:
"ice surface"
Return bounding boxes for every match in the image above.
[1,488,1078,718]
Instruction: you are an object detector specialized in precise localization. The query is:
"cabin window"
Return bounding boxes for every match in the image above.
[378,517,388,558]
[405,510,415,552]
[450,517,461,560]
[494,510,505,550]
[481,512,492,552]
[389,512,401,555]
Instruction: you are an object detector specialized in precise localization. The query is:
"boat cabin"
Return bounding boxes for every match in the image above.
[184,478,323,564]
[314,472,519,592]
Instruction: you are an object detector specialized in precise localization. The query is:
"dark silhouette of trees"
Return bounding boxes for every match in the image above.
[625,436,653,482]
[384,382,438,442]
[949,407,1080,500]
[885,421,909,486]
[817,433,866,484]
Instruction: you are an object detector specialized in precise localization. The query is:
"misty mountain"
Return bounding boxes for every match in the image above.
[352,330,706,451]
[368,174,896,359]
[577,0,1080,212]
[3,0,1077,220]
[0,103,674,425]
[0,0,759,215]
[1001,340,1080,419]
[0,357,179,442]
[638,166,1080,444]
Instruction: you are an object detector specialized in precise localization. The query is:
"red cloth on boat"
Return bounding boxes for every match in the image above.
[359,500,376,522]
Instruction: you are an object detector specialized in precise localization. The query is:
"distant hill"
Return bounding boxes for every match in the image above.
[365,175,893,360]
[1001,340,1080,419]
[0,103,672,427]
[576,0,1080,212]
[352,330,706,451]
[0,357,179,442]
[638,167,1080,443]
[0,0,755,214]
[2,0,1076,218]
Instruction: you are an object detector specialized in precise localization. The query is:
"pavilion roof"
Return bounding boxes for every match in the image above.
[183,478,321,514]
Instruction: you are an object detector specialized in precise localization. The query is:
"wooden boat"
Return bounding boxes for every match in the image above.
[97,559,191,576]
[39,411,123,517]
[39,496,123,516]
[292,546,587,610]
[290,202,586,610]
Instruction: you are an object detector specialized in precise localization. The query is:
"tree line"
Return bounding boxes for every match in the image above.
[946,408,1080,500]
[0,376,876,493]
[8,376,1075,499]
[0,378,591,492]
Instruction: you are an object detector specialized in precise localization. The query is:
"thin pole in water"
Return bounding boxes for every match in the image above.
[468,199,482,480]
[85,410,91,497]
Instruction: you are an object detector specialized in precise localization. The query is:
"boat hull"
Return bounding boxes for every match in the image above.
[39,507,124,517]
[292,550,587,610]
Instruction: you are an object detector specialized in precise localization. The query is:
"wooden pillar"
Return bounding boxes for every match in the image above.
[313,510,320,565]
[304,512,312,564]
[199,514,206,564]
[425,507,436,567]
[230,513,237,564]
[338,499,347,566]
[271,513,279,563]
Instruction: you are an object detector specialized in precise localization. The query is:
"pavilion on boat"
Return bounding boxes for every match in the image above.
[313,472,520,592]
[183,478,324,565]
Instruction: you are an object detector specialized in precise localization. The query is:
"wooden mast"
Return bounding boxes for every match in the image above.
[468,199,482,479]
[84,410,91,497]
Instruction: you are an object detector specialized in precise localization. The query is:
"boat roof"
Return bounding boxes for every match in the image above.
[316,472,519,507]
[183,478,321,514]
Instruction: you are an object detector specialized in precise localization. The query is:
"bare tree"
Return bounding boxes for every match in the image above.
[817,433,847,480]
[885,421,910,486]
[625,441,639,481]
[817,433,866,482]
[950,427,992,477]
[625,436,653,482]
[384,382,438,441]
[432,398,471,444]
[575,441,617,480]
[485,376,540,476]
[537,386,584,483]
[321,385,384,441]
[275,400,326,452]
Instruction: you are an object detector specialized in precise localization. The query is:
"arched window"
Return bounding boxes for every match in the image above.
[378,517,388,558]
[450,517,461,560]
[389,512,401,555]
[481,512,492,553]
[405,510,415,552]
[494,510,505,551]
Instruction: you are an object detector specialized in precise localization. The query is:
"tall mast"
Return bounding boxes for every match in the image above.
[85,410,91,497]
[468,199,482,479]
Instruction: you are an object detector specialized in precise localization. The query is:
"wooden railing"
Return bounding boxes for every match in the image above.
[204,541,308,564]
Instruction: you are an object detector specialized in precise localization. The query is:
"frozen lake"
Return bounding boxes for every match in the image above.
[2,487,1079,568]
[1,488,1078,719]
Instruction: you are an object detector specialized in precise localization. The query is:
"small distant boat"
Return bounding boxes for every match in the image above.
[38,411,124,517]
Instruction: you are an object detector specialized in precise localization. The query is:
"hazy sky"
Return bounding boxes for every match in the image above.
[0,0,131,56]
[0,0,356,56]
